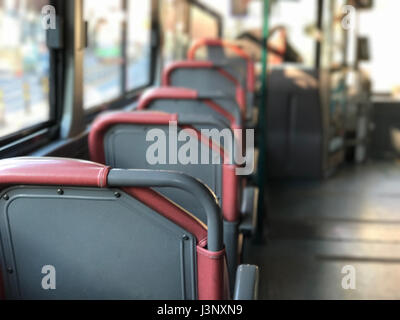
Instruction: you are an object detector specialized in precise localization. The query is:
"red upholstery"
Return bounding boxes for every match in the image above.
[222,164,239,223]
[188,38,256,92]
[0,157,110,188]
[162,61,247,118]
[138,87,198,110]
[197,246,230,300]
[138,87,239,128]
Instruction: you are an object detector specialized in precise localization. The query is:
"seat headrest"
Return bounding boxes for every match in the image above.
[138,87,198,110]
[0,157,110,188]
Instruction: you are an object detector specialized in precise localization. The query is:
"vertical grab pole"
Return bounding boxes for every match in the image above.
[255,0,269,242]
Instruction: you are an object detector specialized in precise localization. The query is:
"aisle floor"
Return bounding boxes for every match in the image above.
[244,161,400,299]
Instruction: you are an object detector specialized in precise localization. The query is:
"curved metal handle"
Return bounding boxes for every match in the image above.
[107,169,223,252]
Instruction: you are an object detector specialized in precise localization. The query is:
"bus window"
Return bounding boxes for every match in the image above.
[83,0,124,109]
[160,0,190,65]
[126,0,152,91]
[190,4,219,43]
[0,0,51,139]
[269,0,318,67]
[84,0,153,110]
[358,0,400,97]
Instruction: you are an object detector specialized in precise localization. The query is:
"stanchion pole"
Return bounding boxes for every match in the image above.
[254,0,270,243]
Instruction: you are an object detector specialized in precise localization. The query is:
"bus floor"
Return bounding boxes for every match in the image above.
[244,160,400,299]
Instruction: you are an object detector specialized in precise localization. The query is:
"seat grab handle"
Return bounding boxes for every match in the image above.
[107,169,223,252]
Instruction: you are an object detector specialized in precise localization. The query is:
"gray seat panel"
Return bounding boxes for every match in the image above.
[170,68,237,99]
[0,186,197,300]
[168,69,243,125]
[104,124,223,223]
[207,46,255,121]
[148,99,231,129]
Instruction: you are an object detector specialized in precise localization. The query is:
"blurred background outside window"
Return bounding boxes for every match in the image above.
[0,0,51,138]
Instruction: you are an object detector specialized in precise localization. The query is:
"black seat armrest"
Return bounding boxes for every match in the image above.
[239,186,259,236]
[233,264,259,300]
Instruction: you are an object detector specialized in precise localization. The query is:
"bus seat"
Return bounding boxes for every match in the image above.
[188,38,257,124]
[89,111,241,284]
[137,89,259,237]
[139,86,258,178]
[162,61,247,121]
[161,58,260,181]
[137,87,245,168]
[0,157,240,300]
[138,87,242,129]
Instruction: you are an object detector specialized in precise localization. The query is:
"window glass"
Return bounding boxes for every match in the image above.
[84,0,153,109]
[359,0,400,96]
[269,0,318,67]
[160,0,190,65]
[126,0,152,90]
[190,5,219,42]
[84,0,123,109]
[0,0,51,139]
[319,0,347,129]
[320,0,346,69]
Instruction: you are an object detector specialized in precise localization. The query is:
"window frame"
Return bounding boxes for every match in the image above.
[188,0,223,40]
[0,0,159,156]
[83,0,159,117]
[0,0,64,156]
